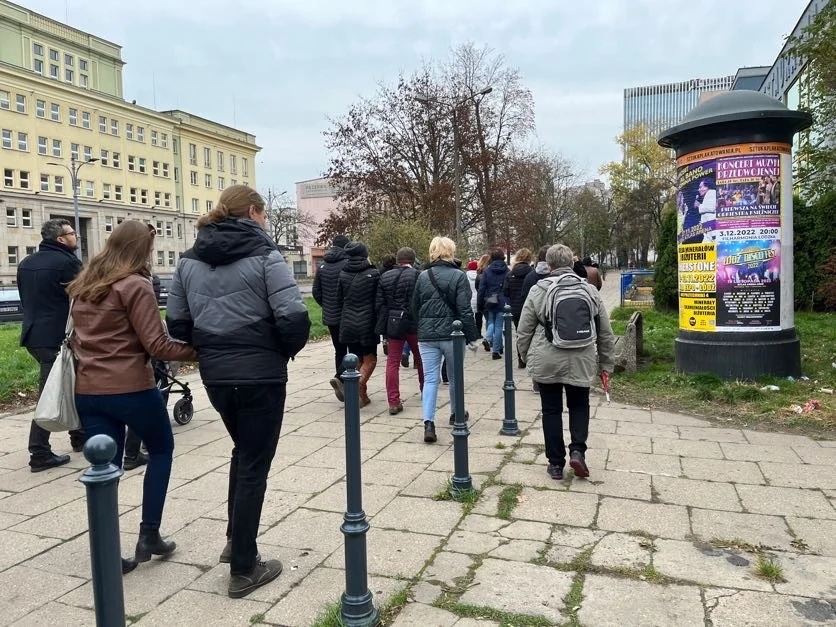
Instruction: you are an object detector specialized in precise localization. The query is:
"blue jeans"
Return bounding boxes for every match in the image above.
[485,309,504,353]
[418,341,457,422]
[402,341,411,357]
[76,388,174,530]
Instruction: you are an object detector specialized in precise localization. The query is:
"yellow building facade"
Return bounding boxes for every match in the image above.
[0,0,259,283]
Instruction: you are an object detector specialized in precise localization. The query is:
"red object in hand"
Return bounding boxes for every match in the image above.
[601,371,610,403]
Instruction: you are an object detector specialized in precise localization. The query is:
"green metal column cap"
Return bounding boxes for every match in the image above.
[658,91,812,153]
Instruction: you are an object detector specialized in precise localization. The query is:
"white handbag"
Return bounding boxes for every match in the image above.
[34,302,82,432]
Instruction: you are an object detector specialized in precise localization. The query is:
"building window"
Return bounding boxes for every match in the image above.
[65,69,74,83]
[153,161,160,176]
[176,222,182,239]
[203,147,211,168]
[230,179,237,186]
[189,143,197,165]
[105,216,113,232]
[80,74,88,89]
[217,151,224,171]
[112,152,121,168]
[49,48,58,61]
[154,191,161,205]
[218,176,225,191]
[128,156,135,172]
[80,59,88,71]
[161,133,168,149]
[103,183,111,200]
[50,103,60,121]
[8,247,18,266]
[33,59,43,74]
[165,222,173,237]
[190,171,197,185]
[16,95,26,114]
[55,175,64,193]
[100,149,109,166]
[19,171,29,189]
[82,111,91,129]
[155,220,163,234]
[71,143,79,160]
[130,187,137,203]
[192,198,199,212]
[38,136,48,155]
[3,169,13,187]
[230,155,237,174]
[114,185,122,200]
[33,43,43,56]
[99,116,107,132]
[111,119,119,136]
[69,108,78,125]
[21,209,32,228]
[50,64,59,79]
[151,130,158,146]
[137,127,144,142]
[85,181,94,198]
[126,123,133,140]
[52,139,62,157]
[162,163,169,178]
[242,158,249,177]
[0,90,9,110]
[176,195,181,210]
[1,129,10,149]
[156,250,164,265]
[65,53,74,66]
[6,207,17,226]
[36,99,45,117]
[140,189,148,204]
[205,199,213,211]
[174,167,180,182]
[83,145,92,161]
[164,193,171,207]
[40,174,50,192]
[205,174,212,188]
[138,158,146,174]
[17,132,27,151]
[26,246,36,256]
[168,251,175,266]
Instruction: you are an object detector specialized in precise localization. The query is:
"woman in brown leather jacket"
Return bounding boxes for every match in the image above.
[69,220,196,574]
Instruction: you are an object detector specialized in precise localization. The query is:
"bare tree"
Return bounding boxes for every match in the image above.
[262,188,318,250]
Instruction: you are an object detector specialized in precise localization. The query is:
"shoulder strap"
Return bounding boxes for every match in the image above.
[428,268,457,314]
[344,272,360,301]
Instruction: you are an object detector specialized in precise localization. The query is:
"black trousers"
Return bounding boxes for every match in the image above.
[538,383,590,466]
[27,347,85,457]
[475,311,483,336]
[206,384,286,575]
[328,325,349,378]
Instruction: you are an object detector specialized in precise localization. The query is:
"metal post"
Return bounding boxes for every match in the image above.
[500,304,520,436]
[339,354,378,627]
[71,157,82,261]
[450,321,473,496]
[78,434,125,627]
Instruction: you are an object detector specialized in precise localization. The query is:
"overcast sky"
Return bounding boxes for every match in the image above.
[28,0,808,196]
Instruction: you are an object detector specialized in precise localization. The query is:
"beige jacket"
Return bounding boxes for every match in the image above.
[517,268,616,388]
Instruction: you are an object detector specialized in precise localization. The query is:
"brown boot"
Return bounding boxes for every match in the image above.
[358,355,377,407]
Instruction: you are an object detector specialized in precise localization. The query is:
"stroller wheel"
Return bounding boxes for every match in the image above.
[173,398,194,425]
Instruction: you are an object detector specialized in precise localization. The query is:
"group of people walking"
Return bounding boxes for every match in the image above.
[16,182,614,601]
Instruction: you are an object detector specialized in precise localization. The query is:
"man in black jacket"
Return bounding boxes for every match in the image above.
[17,218,84,471]
[312,234,350,400]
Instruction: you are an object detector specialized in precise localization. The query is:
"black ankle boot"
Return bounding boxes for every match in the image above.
[122,557,137,574]
[135,525,176,562]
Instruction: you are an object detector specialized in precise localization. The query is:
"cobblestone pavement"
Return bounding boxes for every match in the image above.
[0,278,834,625]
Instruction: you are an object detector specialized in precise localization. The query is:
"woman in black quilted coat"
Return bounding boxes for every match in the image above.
[337,241,380,407]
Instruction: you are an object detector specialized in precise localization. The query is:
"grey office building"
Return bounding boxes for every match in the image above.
[623,76,735,136]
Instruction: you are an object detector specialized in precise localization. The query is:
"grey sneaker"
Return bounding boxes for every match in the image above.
[330,378,345,402]
[228,559,283,599]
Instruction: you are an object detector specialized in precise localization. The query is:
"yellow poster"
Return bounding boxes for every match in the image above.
[678,243,717,331]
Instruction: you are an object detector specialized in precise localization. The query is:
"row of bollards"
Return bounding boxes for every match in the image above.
[80,307,523,626]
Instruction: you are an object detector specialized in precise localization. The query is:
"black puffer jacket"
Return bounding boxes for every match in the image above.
[337,246,380,347]
[503,262,534,319]
[312,246,349,327]
[413,260,479,343]
[375,265,420,337]
[167,219,310,385]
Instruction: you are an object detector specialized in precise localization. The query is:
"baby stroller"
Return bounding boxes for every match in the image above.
[153,359,194,425]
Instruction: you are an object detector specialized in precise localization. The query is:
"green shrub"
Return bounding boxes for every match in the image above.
[653,208,678,312]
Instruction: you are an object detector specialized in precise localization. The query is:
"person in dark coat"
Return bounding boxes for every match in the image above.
[582,256,603,290]
[504,248,534,368]
[477,248,509,359]
[375,247,423,414]
[336,241,380,407]
[521,245,551,306]
[312,234,350,400]
[17,218,84,471]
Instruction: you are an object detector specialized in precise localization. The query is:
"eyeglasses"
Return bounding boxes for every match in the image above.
[60,230,77,238]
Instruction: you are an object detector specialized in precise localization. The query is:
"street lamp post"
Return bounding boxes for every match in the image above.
[47,156,99,261]
[415,87,492,246]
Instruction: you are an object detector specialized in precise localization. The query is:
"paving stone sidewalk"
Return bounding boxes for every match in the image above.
[0,277,834,625]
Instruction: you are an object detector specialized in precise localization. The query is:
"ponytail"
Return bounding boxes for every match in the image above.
[195,185,266,229]
[196,202,230,228]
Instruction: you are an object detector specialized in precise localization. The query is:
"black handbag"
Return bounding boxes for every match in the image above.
[385,269,411,339]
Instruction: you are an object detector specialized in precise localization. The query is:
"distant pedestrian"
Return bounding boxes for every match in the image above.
[337,241,380,407]
[478,249,509,359]
[312,234,351,400]
[17,218,84,471]
[413,237,480,443]
[376,247,423,414]
[378,254,397,357]
[582,256,603,290]
[474,254,490,336]
[517,244,615,481]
